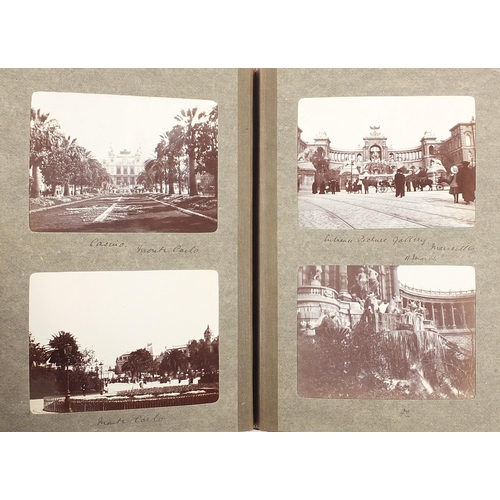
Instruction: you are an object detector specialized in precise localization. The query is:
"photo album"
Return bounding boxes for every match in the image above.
[0,68,498,431]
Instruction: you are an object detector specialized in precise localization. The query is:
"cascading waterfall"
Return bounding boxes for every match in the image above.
[297,313,474,399]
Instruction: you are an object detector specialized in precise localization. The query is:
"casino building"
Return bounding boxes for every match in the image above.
[298,119,476,192]
[102,145,143,187]
[297,265,475,355]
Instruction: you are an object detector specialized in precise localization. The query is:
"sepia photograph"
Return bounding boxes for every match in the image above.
[30,92,218,232]
[29,270,219,413]
[297,96,476,229]
[297,265,475,399]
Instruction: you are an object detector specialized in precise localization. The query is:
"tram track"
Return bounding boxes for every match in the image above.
[344,196,474,226]
[301,199,357,229]
[302,190,474,228]
[358,194,469,221]
[302,197,436,229]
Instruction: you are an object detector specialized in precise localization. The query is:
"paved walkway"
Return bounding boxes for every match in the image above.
[298,190,475,229]
[29,193,217,232]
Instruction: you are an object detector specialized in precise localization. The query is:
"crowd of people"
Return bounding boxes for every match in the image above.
[308,161,476,205]
[394,161,475,204]
[448,162,476,204]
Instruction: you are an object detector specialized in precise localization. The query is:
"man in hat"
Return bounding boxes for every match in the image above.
[456,161,475,204]
[394,168,406,198]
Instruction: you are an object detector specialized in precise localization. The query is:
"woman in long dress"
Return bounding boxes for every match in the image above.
[449,165,460,203]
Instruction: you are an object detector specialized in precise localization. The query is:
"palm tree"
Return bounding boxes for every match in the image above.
[88,159,111,191]
[72,147,102,194]
[29,332,47,368]
[159,348,188,376]
[30,108,60,198]
[157,129,183,195]
[121,348,154,380]
[193,105,218,196]
[46,331,82,368]
[137,169,154,191]
[143,152,167,193]
[173,107,206,196]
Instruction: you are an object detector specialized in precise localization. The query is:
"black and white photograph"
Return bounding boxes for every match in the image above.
[29,270,219,413]
[30,92,218,232]
[297,97,476,229]
[297,265,475,399]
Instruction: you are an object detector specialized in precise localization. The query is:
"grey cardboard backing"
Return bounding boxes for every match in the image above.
[262,68,500,431]
[0,69,253,431]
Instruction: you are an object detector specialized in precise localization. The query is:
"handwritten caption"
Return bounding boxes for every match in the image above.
[324,234,475,260]
[97,413,167,427]
[89,238,200,255]
[400,408,411,418]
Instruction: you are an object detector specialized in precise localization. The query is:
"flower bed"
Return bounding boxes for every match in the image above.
[29,193,100,212]
[43,387,219,413]
[155,195,217,216]
[117,383,217,398]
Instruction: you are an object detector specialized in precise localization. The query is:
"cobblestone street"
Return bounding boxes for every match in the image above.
[298,189,475,229]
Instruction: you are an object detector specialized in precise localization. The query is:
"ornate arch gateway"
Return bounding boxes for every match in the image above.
[297,120,476,192]
[297,265,476,400]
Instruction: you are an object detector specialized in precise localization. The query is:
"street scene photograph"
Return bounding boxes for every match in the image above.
[29,270,219,413]
[297,265,475,399]
[30,92,218,232]
[297,96,476,229]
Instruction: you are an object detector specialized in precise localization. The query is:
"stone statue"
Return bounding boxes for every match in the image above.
[367,266,380,295]
[356,267,369,297]
[298,148,312,162]
[311,265,322,285]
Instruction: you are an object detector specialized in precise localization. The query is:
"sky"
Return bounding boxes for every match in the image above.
[298,96,476,150]
[31,92,217,163]
[398,266,475,292]
[29,270,219,370]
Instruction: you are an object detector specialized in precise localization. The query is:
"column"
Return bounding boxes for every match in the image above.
[461,303,467,328]
[440,303,446,328]
[431,303,436,324]
[450,303,456,329]
[305,266,316,285]
[339,265,349,300]
[391,266,399,297]
[425,303,431,320]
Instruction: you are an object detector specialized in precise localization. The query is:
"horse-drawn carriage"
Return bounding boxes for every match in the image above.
[377,178,396,193]
[360,175,394,193]
[434,175,450,191]
[413,176,450,191]
[355,172,450,193]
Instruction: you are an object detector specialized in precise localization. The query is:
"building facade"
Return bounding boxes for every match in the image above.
[114,353,130,375]
[102,146,143,187]
[298,120,476,191]
[297,265,475,355]
[399,283,475,336]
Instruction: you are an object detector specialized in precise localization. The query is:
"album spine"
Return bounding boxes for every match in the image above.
[256,69,278,431]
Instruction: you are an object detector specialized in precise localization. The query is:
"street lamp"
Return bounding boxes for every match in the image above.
[63,345,72,413]
[99,362,104,394]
